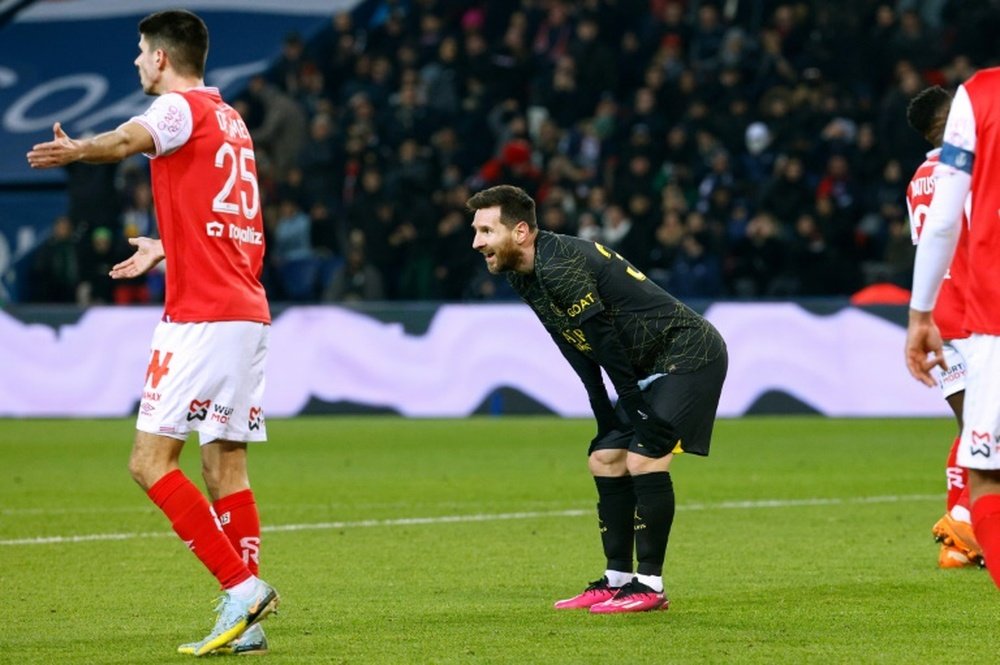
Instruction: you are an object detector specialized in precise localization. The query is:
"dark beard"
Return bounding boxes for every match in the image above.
[489,239,521,273]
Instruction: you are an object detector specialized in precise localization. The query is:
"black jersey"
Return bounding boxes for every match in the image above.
[508,231,725,375]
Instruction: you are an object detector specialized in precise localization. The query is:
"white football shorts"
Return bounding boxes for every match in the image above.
[958,334,1000,470]
[939,338,969,399]
[136,320,268,445]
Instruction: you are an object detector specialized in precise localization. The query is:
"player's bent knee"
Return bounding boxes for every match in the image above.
[589,448,627,476]
[127,451,171,491]
[626,452,672,475]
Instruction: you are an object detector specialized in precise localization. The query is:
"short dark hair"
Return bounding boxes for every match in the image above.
[906,86,951,141]
[139,10,209,78]
[466,185,537,230]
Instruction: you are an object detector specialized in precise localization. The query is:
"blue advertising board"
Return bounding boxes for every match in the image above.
[0,0,355,184]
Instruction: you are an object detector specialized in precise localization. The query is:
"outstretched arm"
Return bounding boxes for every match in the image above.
[26,121,154,168]
[110,237,165,279]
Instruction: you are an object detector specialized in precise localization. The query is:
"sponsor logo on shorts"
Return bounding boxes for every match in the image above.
[187,399,211,421]
[970,430,992,458]
[142,390,161,402]
[210,402,234,424]
[248,406,264,431]
[941,362,966,383]
[140,401,156,416]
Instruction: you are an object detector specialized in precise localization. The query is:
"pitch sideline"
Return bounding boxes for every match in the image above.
[0,493,940,546]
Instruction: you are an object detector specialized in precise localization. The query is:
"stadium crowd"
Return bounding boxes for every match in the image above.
[28,0,1000,305]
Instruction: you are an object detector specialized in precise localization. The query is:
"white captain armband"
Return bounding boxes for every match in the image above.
[940,142,974,175]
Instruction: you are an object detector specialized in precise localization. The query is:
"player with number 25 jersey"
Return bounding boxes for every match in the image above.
[133,88,268,323]
[26,10,277,654]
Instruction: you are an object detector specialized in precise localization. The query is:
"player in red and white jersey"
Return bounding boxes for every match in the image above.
[27,10,278,653]
[906,66,1000,588]
[905,86,981,569]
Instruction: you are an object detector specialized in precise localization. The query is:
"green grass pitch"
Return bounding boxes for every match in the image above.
[2,416,999,664]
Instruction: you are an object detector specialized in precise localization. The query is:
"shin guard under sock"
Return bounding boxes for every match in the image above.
[633,471,675,577]
[214,489,261,577]
[594,475,636,573]
[147,469,252,589]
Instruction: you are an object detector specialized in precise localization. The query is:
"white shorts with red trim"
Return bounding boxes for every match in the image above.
[136,320,268,445]
[940,338,969,399]
[958,334,1000,470]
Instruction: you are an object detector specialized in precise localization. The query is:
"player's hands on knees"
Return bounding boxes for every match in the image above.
[619,393,677,448]
[631,412,676,449]
[591,396,631,442]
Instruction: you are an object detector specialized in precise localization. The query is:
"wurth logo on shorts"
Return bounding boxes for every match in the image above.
[210,402,234,424]
[205,221,224,237]
[187,399,212,421]
[248,406,264,431]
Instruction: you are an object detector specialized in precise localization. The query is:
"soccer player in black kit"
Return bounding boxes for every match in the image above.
[468,185,727,613]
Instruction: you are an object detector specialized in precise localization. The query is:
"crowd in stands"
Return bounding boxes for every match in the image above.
[29,0,1000,305]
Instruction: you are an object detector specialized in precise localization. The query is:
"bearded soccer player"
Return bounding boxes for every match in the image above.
[906,66,1000,589]
[469,185,727,613]
[27,10,278,654]
[905,86,982,569]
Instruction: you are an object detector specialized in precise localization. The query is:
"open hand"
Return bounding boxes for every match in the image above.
[26,123,81,169]
[110,237,165,279]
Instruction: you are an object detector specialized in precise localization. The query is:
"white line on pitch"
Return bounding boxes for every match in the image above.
[0,494,941,547]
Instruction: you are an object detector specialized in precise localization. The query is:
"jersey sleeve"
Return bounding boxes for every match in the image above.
[941,85,976,161]
[130,92,194,157]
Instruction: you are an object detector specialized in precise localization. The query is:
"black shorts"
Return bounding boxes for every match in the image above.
[589,352,728,459]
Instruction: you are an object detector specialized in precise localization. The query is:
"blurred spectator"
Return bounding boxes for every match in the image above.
[269,198,317,301]
[728,212,787,298]
[246,76,308,180]
[323,234,384,302]
[568,12,616,113]
[113,223,153,305]
[672,232,724,298]
[76,226,116,305]
[299,113,339,208]
[647,209,686,289]
[30,216,78,303]
[759,155,813,227]
[120,181,157,239]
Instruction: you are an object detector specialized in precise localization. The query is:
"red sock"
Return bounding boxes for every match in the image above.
[971,494,1000,588]
[955,486,971,515]
[147,470,252,589]
[946,436,966,512]
[214,489,261,576]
